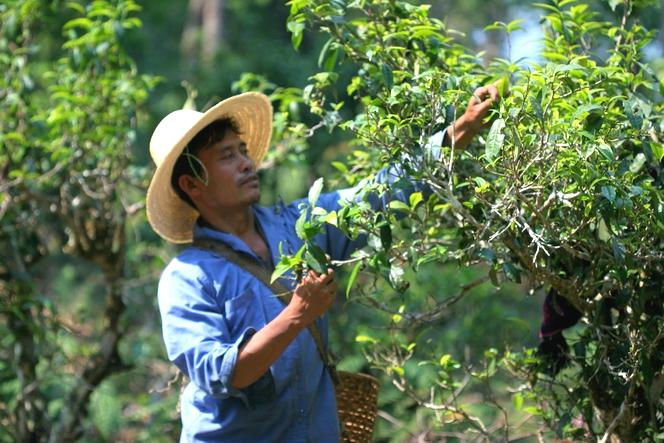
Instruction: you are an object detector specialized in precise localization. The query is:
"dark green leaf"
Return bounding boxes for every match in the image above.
[379,222,392,251]
[381,64,393,90]
[305,243,328,274]
[502,262,521,283]
[611,237,625,266]
[601,185,616,204]
[624,97,644,129]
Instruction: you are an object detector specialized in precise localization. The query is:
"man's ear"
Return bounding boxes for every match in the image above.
[178,174,201,199]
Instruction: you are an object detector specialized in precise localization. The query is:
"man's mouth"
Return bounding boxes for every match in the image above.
[240,174,259,186]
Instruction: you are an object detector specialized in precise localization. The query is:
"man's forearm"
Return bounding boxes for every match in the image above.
[444,84,500,150]
[230,305,306,389]
[443,113,483,150]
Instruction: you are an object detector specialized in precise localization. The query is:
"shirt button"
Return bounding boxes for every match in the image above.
[299,409,304,415]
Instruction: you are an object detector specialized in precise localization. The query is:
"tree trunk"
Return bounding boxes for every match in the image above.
[180,0,225,62]
[202,0,224,62]
[48,277,128,443]
[9,282,49,442]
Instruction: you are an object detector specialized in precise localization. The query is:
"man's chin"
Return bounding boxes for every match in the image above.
[248,190,261,204]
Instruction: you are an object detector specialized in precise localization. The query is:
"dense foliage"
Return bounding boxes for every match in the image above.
[276,0,663,440]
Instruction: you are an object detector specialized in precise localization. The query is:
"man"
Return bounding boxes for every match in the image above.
[147,87,497,442]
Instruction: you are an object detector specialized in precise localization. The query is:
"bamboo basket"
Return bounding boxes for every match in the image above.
[335,371,380,443]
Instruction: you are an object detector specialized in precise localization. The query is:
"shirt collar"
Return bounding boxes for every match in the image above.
[191,204,285,266]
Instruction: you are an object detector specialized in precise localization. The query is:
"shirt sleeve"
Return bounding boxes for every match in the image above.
[313,129,447,260]
[157,261,257,407]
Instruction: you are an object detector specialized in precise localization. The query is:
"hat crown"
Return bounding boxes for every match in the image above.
[149,109,203,166]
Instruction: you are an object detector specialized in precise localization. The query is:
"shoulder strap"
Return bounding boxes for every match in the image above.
[192,238,338,381]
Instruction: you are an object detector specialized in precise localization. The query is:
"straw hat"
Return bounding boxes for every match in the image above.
[146,92,272,243]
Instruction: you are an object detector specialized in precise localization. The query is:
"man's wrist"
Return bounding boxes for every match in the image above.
[280,303,309,332]
[444,114,482,149]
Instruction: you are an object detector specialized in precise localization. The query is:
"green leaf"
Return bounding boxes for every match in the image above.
[598,217,611,242]
[318,38,339,71]
[485,118,505,162]
[271,258,294,283]
[495,76,510,98]
[381,64,393,90]
[346,261,362,299]
[305,243,328,274]
[439,354,452,367]
[573,104,602,121]
[624,97,644,129]
[601,185,616,204]
[379,223,392,251]
[295,210,308,239]
[502,262,521,283]
[66,1,86,13]
[409,192,423,209]
[355,335,377,344]
[388,200,410,212]
[523,406,541,416]
[629,153,646,173]
[513,393,524,411]
[506,19,525,34]
[597,144,614,161]
[331,161,348,173]
[608,0,622,11]
[650,143,664,162]
[489,268,500,287]
[611,237,625,265]
[308,177,324,207]
[287,19,305,50]
[478,248,497,263]
[64,17,94,31]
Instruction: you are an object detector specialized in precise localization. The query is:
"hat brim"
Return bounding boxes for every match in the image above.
[146,92,272,243]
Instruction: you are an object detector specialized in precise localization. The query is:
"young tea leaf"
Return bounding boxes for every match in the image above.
[346,261,362,299]
[485,118,505,162]
[308,177,324,207]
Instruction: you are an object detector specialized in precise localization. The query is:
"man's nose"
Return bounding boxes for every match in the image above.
[239,153,254,171]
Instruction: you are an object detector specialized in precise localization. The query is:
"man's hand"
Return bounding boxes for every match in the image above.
[287,269,337,327]
[231,268,337,389]
[444,83,501,150]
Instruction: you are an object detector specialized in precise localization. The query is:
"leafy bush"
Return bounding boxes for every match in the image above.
[281,0,663,440]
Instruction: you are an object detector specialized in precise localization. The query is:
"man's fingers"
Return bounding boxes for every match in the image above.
[472,85,499,105]
[474,97,494,115]
[318,268,335,282]
[487,84,499,102]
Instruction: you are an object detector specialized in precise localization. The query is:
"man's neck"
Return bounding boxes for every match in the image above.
[201,205,256,238]
[199,205,271,263]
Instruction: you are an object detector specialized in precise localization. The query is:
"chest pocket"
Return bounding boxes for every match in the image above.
[223,288,268,340]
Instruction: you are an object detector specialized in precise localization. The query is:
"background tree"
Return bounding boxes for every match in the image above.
[1,1,157,440]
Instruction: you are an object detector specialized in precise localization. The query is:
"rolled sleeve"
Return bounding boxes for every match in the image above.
[158,263,257,406]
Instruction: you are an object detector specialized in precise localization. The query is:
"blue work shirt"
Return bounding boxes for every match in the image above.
[158,132,445,442]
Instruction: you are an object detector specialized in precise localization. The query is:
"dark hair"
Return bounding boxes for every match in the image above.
[171,117,242,208]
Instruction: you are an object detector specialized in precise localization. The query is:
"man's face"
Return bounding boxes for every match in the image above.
[190,130,260,212]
